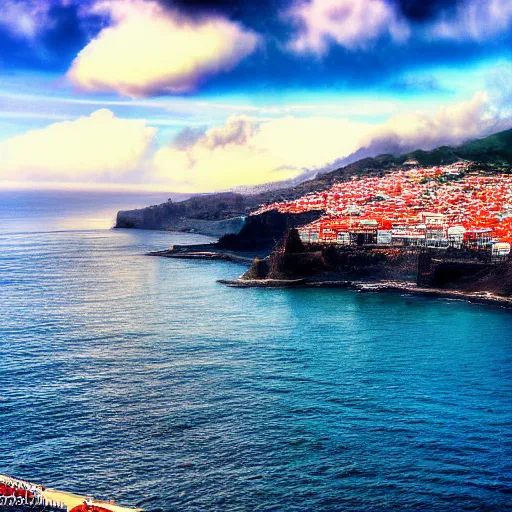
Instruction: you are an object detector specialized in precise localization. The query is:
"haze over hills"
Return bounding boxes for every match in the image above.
[116,127,512,235]
[229,125,512,195]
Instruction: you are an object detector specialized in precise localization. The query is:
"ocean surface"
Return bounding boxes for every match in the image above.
[0,189,187,233]
[1,191,512,511]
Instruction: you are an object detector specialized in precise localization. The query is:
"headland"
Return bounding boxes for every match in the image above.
[129,128,512,310]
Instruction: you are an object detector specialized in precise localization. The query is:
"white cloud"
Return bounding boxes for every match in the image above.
[0,0,55,40]
[428,0,512,42]
[0,109,157,182]
[67,0,259,97]
[363,91,495,152]
[152,115,373,192]
[151,91,511,192]
[284,0,512,55]
[285,0,410,54]
[152,116,298,192]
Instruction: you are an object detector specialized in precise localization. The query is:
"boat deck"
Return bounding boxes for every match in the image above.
[0,474,141,512]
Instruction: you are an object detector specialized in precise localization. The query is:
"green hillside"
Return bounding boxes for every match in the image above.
[294,127,512,197]
[392,128,512,168]
[370,128,512,168]
[454,128,512,166]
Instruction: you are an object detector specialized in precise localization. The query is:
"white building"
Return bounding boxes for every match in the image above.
[377,230,392,245]
[492,242,511,257]
[447,226,466,248]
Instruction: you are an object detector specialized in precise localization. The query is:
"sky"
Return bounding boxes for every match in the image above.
[0,0,512,193]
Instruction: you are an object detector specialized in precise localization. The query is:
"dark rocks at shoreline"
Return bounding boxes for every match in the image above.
[218,278,307,288]
[231,232,512,304]
[241,234,420,283]
[147,247,255,265]
[216,276,512,309]
[215,210,323,251]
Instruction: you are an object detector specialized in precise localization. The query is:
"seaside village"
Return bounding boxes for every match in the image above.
[254,161,512,258]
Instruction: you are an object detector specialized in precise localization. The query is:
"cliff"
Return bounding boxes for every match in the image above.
[215,210,323,250]
[116,193,247,236]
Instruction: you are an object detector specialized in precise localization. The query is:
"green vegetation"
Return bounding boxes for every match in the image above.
[455,128,512,166]
[392,129,512,167]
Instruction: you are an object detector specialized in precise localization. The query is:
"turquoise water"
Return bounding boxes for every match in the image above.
[1,193,512,511]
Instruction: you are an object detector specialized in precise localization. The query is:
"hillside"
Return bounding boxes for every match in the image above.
[452,128,512,166]
[115,127,512,234]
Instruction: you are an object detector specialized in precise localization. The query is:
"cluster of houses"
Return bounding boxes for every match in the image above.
[254,162,512,257]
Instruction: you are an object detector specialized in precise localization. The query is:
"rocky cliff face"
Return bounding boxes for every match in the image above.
[116,208,245,237]
[115,193,247,236]
[216,210,323,250]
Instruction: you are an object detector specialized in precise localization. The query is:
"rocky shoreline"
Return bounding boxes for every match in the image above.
[218,278,307,287]
[146,242,265,265]
[359,281,512,308]
[147,249,254,264]
[218,277,512,308]
[148,241,512,310]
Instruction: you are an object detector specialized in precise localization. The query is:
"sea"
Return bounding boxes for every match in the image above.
[1,190,512,512]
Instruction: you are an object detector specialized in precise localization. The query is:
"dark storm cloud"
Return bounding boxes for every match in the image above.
[396,0,460,21]
[154,0,290,32]
[158,0,462,23]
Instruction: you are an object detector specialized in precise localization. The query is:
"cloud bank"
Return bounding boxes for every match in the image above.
[151,90,510,192]
[0,109,156,182]
[152,115,370,191]
[363,92,495,152]
[285,0,410,53]
[153,86,512,192]
[286,0,512,54]
[0,86,510,192]
[67,0,259,97]
[331,92,506,168]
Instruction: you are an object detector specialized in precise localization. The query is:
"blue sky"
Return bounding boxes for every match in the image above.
[0,0,511,192]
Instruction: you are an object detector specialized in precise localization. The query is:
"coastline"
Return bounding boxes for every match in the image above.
[148,244,512,310]
[147,249,254,265]
[355,281,512,309]
[218,277,512,309]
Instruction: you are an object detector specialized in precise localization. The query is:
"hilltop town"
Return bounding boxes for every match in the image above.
[253,161,512,256]
[212,160,512,300]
